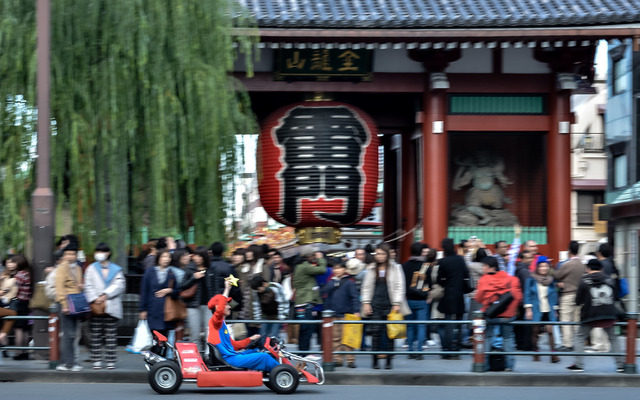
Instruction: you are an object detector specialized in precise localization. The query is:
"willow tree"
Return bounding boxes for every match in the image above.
[0,0,257,265]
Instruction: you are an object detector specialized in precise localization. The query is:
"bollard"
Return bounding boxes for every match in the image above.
[48,308,60,369]
[472,310,486,372]
[322,310,336,372]
[624,312,638,374]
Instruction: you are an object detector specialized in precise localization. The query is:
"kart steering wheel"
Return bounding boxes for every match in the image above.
[246,336,262,349]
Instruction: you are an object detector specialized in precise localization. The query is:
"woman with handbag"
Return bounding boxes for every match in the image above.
[55,244,86,371]
[84,243,126,369]
[322,262,360,368]
[180,246,215,353]
[0,257,19,355]
[361,243,410,369]
[139,249,180,354]
[524,260,560,363]
[169,247,191,341]
[4,254,33,360]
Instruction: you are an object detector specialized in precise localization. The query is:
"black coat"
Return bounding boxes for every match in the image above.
[180,264,216,308]
[210,257,243,310]
[436,255,468,315]
[576,272,620,323]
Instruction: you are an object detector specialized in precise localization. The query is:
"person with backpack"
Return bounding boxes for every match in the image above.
[250,275,288,342]
[402,242,429,359]
[475,256,523,371]
[566,259,624,373]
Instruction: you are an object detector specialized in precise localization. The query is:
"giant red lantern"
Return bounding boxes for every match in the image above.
[257,101,379,244]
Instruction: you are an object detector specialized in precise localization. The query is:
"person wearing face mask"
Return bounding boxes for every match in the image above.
[83,243,126,369]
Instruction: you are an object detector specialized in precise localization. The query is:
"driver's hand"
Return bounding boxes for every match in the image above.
[249,334,261,341]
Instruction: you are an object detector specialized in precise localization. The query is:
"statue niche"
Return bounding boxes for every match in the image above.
[450,151,519,227]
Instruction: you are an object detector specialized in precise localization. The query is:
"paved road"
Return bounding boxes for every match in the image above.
[4,383,640,399]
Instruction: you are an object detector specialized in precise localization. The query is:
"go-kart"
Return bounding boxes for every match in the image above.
[143,331,324,395]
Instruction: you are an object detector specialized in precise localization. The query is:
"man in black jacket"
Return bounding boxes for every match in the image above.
[210,242,242,308]
[437,238,469,359]
[566,259,623,372]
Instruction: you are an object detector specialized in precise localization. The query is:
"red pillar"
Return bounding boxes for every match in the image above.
[383,136,396,242]
[399,132,418,261]
[422,90,449,249]
[547,88,572,260]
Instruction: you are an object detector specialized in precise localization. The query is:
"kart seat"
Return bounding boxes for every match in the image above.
[206,343,243,371]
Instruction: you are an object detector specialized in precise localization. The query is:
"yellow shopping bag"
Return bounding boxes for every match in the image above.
[341,313,363,349]
[386,310,406,339]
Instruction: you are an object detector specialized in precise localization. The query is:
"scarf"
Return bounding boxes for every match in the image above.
[93,262,122,287]
[531,272,553,286]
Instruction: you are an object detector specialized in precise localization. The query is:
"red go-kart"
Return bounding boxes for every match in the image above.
[143,331,324,395]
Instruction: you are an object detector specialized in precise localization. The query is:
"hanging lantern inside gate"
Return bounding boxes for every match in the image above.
[257,101,379,244]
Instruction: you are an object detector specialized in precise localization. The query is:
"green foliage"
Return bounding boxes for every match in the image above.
[0,0,257,262]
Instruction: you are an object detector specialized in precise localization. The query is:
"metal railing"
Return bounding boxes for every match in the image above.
[3,311,637,372]
[0,312,60,369]
[231,311,639,373]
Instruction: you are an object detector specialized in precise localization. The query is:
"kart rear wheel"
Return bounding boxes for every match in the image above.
[268,364,299,394]
[149,361,182,394]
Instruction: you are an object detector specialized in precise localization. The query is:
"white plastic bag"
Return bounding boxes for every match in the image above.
[126,319,153,354]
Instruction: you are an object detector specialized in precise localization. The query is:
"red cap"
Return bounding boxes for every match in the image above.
[208,294,232,310]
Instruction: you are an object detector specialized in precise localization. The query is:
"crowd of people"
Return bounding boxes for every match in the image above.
[0,233,629,373]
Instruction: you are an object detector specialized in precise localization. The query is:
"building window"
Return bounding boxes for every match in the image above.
[614,154,628,189]
[613,59,628,95]
[577,191,604,226]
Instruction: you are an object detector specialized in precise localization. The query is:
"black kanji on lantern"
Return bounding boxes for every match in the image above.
[273,106,371,226]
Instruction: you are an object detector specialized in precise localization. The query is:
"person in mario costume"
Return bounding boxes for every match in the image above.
[207,278,279,372]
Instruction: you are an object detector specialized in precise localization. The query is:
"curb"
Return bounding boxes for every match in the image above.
[2,370,640,386]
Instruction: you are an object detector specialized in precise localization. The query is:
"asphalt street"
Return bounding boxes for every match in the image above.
[3,383,639,400]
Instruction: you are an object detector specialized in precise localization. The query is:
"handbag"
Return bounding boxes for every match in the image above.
[164,279,187,322]
[386,310,407,339]
[90,300,106,316]
[179,284,197,300]
[29,281,51,311]
[341,313,363,349]
[428,284,445,302]
[408,264,430,299]
[484,290,514,319]
[66,292,90,316]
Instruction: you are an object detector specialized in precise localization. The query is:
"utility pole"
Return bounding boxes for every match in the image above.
[31,0,54,282]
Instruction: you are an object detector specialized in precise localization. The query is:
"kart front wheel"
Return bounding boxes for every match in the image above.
[268,364,299,394]
[149,361,182,394]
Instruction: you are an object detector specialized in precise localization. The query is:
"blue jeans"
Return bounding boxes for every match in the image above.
[484,316,516,371]
[260,322,281,340]
[60,312,79,367]
[406,300,427,351]
[296,304,315,351]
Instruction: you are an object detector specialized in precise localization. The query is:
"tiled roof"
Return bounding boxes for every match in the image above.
[236,0,640,29]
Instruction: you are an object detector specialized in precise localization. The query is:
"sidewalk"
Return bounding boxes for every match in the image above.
[1,340,640,387]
